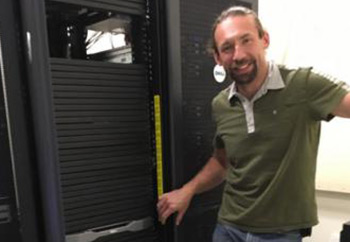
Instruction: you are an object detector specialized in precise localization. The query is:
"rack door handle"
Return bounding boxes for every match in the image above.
[66,217,153,242]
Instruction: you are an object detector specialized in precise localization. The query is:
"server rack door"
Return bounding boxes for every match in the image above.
[19,0,168,242]
[165,1,258,242]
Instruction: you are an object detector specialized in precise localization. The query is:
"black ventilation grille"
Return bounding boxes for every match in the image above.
[179,0,256,207]
[180,0,229,195]
[48,0,146,15]
[50,58,154,233]
[177,1,257,241]
[179,0,257,209]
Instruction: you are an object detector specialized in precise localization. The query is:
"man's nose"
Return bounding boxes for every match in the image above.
[232,45,245,61]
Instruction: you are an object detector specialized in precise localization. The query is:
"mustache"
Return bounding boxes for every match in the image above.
[231,59,251,69]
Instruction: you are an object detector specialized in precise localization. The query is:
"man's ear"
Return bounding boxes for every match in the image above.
[213,52,222,65]
[262,30,270,49]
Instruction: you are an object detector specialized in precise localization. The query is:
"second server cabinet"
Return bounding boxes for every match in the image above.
[165,1,258,242]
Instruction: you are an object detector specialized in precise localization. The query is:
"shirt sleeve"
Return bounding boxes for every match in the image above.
[213,133,225,149]
[306,71,350,121]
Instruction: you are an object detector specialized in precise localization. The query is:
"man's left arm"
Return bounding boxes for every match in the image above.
[332,93,350,118]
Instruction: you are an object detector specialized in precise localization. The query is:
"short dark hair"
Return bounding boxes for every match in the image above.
[208,6,265,55]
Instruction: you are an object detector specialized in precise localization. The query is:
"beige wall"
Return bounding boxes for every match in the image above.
[304,191,350,242]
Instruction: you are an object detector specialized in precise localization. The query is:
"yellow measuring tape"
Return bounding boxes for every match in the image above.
[154,95,164,197]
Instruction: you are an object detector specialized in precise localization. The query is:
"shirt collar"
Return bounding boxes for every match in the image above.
[228,61,285,101]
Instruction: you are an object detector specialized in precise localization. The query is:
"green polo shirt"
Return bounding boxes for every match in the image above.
[212,63,349,233]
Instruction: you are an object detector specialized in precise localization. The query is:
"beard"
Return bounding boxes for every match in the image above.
[227,59,258,85]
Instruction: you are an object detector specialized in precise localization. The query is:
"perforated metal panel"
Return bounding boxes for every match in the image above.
[179,0,232,206]
[174,1,258,241]
[50,58,155,234]
[179,0,259,206]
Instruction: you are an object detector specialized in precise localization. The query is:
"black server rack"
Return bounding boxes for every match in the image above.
[25,0,167,241]
[164,0,258,242]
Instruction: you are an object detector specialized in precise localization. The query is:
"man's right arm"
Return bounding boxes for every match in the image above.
[157,148,228,225]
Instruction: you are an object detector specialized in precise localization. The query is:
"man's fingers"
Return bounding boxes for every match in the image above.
[157,202,169,217]
[157,197,173,224]
[157,195,167,209]
[157,196,171,215]
[175,210,185,226]
[159,207,175,224]
[156,189,190,225]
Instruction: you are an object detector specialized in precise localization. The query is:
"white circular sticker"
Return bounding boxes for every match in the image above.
[213,64,226,83]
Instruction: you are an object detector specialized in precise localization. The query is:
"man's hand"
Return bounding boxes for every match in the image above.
[157,186,194,226]
[157,150,227,226]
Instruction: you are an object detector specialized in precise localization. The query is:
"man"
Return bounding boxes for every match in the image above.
[157,6,350,242]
